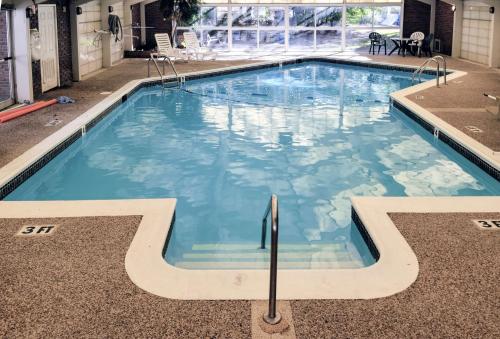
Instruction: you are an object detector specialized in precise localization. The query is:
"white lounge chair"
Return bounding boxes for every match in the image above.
[183,31,217,61]
[153,33,188,63]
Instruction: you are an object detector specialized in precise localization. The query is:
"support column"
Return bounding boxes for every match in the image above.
[489,0,500,67]
[12,0,34,103]
[451,0,463,58]
[430,0,436,35]
[123,1,134,51]
[101,1,112,68]
[69,0,81,81]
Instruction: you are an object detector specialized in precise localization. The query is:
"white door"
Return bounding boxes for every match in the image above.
[461,5,492,65]
[38,5,59,92]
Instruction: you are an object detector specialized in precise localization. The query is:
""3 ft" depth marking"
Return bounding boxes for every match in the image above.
[16,225,58,237]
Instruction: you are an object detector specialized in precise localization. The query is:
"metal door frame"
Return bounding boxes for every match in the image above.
[0,8,15,110]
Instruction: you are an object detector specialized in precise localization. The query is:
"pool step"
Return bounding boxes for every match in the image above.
[173,242,365,269]
[175,260,363,270]
[191,243,347,251]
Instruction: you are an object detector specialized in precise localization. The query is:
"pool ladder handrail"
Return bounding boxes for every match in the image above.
[147,53,184,88]
[412,56,447,87]
[260,194,281,325]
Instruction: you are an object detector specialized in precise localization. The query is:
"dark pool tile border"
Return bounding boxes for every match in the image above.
[0,58,488,200]
[393,100,500,182]
[351,207,380,261]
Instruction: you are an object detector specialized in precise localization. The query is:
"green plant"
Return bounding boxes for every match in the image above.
[159,0,201,45]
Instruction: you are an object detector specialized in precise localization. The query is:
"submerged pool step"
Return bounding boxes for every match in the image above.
[174,260,364,270]
[191,243,346,252]
[182,251,352,260]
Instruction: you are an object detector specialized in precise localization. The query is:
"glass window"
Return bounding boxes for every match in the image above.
[316,30,342,50]
[345,28,372,50]
[201,7,228,27]
[202,30,229,50]
[373,6,400,27]
[232,6,258,27]
[316,7,342,27]
[346,7,373,27]
[258,7,285,27]
[289,7,315,27]
[232,30,258,49]
[289,30,314,49]
[259,31,285,50]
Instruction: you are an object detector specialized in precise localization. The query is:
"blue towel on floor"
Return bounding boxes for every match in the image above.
[57,96,75,104]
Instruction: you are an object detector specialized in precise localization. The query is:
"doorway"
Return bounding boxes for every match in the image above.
[38,4,60,92]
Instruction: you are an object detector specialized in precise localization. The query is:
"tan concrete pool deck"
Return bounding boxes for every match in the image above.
[1,213,498,338]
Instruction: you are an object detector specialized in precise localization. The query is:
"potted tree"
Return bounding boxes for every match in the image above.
[159,0,201,47]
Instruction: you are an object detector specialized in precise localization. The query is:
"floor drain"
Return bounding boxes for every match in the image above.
[415,95,425,100]
[453,80,463,84]
[465,125,483,133]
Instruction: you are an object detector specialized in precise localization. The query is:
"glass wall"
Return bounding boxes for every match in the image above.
[178,1,401,51]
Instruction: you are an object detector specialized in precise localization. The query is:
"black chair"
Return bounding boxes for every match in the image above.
[420,33,434,57]
[368,32,387,55]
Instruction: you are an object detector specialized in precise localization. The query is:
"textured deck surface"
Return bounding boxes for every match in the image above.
[291,212,500,338]
[1,213,499,338]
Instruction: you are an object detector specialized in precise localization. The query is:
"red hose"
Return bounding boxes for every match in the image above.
[0,99,58,123]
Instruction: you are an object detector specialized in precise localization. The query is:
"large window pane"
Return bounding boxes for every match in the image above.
[232,6,258,27]
[346,7,373,27]
[316,30,342,50]
[201,7,228,27]
[289,7,315,27]
[373,6,400,28]
[289,30,314,49]
[232,30,257,49]
[258,7,285,27]
[259,31,285,50]
[316,7,342,27]
[202,30,228,50]
[345,28,371,50]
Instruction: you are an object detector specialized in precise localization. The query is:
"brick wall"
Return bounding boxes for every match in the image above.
[131,3,141,50]
[0,10,11,101]
[403,0,431,37]
[30,0,73,99]
[145,1,172,49]
[435,0,453,55]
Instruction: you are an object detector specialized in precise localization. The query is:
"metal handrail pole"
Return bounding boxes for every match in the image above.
[268,195,279,320]
[262,194,281,325]
[261,198,272,249]
[433,55,447,85]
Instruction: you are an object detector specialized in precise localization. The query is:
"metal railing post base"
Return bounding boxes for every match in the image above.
[263,312,282,325]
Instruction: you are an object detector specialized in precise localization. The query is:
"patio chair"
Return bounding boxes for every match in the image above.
[153,33,188,63]
[368,32,386,55]
[420,33,434,57]
[183,31,217,61]
[408,31,425,57]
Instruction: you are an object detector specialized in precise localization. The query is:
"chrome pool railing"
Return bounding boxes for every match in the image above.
[412,56,447,87]
[147,53,183,88]
[261,194,281,325]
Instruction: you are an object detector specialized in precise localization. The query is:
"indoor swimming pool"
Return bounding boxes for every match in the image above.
[6,61,500,269]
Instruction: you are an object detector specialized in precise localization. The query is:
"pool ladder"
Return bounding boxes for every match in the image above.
[261,194,281,325]
[147,53,185,88]
[412,56,447,87]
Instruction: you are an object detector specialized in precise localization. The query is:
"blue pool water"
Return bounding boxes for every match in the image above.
[6,62,500,269]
